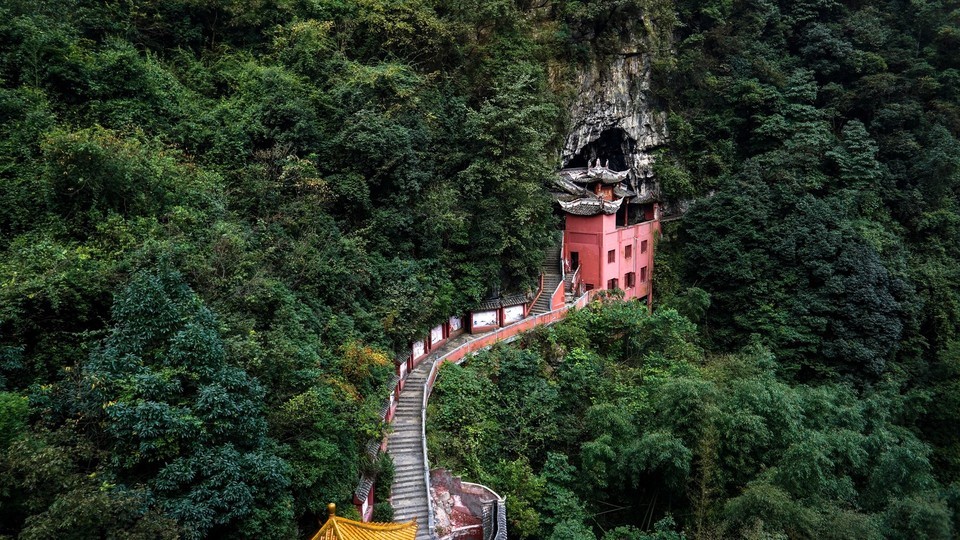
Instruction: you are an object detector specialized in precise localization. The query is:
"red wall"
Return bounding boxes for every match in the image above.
[551,278,566,311]
[564,213,659,305]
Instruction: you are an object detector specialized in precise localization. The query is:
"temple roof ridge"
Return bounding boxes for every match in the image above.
[558,196,624,216]
[558,161,631,185]
[310,504,417,540]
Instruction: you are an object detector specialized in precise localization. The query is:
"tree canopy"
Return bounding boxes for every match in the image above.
[1,0,959,537]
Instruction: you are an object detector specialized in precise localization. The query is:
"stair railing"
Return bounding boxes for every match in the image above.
[422,359,439,537]
[416,291,591,539]
[567,264,581,295]
[526,272,545,316]
[550,273,565,311]
[559,234,565,282]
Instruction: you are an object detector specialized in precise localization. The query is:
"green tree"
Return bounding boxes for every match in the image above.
[82,265,293,539]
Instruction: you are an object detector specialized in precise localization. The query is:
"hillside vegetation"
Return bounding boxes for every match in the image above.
[429,298,959,538]
[0,0,579,537]
[430,1,960,538]
[2,0,960,539]
[655,0,960,492]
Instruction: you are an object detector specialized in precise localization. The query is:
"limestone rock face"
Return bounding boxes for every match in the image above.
[562,42,668,198]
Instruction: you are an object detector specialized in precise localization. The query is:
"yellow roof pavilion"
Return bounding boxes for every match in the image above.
[309,504,417,540]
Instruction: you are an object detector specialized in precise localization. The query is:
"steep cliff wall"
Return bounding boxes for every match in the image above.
[561,36,668,199]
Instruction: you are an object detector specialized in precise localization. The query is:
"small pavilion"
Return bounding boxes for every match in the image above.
[310,504,418,540]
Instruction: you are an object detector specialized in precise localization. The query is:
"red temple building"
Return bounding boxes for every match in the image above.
[555,159,660,306]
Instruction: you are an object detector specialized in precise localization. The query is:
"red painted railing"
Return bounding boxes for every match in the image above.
[417,292,592,534]
[430,294,589,376]
[526,272,545,317]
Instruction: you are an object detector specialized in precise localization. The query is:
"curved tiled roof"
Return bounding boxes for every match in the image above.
[365,438,382,460]
[477,299,501,311]
[310,504,417,540]
[554,176,592,197]
[558,196,624,216]
[500,293,528,307]
[475,294,529,311]
[558,166,630,185]
[354,475,375,503]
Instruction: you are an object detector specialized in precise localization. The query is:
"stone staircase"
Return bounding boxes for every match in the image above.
[387,357,438,540]
[530,244,562,315]
[386,244,566,539]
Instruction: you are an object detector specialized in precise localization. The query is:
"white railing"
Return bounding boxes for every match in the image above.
[568,264,581,296]
[421,385,434,536]
[559,234,565,282]
[417,292,591,538]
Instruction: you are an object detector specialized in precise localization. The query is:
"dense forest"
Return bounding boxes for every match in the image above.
[1,0,959,539]
[0,0,569,537]
[429,299,958,538]
[429,0,960,539]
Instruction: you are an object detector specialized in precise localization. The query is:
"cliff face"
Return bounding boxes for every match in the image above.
[561,39,668,199]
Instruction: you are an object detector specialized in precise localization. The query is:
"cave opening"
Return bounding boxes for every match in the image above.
[566,128,637,171]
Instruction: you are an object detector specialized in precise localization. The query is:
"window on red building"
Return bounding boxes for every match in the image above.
[624,244,632,259]
[607,249,615,263]
[641,240,648,253]
[625,272,636,288]
[607,278,619,290]
[640,266,648,282]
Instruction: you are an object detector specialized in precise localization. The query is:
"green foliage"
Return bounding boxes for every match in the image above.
[657,0,960,500]
[663,287,710,325]
[548,519,596,540]
[882,493,954,540]
[1,428,181,539]
[1,0,958,537]
[429,300,954,538]
[374,453,395,501]
[81,266,293,539]
[492,457,547,539]
[602,515,686,540]
[0,0,570,535]
[652,153,696,201]
[681,183,906,377]
[722,482,816,539]
[0,391,28,449]
[371,501,394,522]
[40,126,223,230]
[924,341,960,481]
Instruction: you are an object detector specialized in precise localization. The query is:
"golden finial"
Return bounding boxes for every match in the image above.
[328,503,336,517]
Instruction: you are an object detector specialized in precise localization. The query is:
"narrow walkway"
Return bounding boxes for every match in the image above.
[531,244,562,315]
[387,247,580,539]
[387,333,478,540]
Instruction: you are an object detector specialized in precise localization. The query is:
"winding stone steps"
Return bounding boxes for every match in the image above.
[386,245,565,539]
[386,337,466,540]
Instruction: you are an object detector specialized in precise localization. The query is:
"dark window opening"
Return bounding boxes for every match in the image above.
[607,278,619,290]
[625,245,632,259]
[617,203,629,227]
[625,272,636,288]
[608,250,616,263]
[641,240,648,254]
